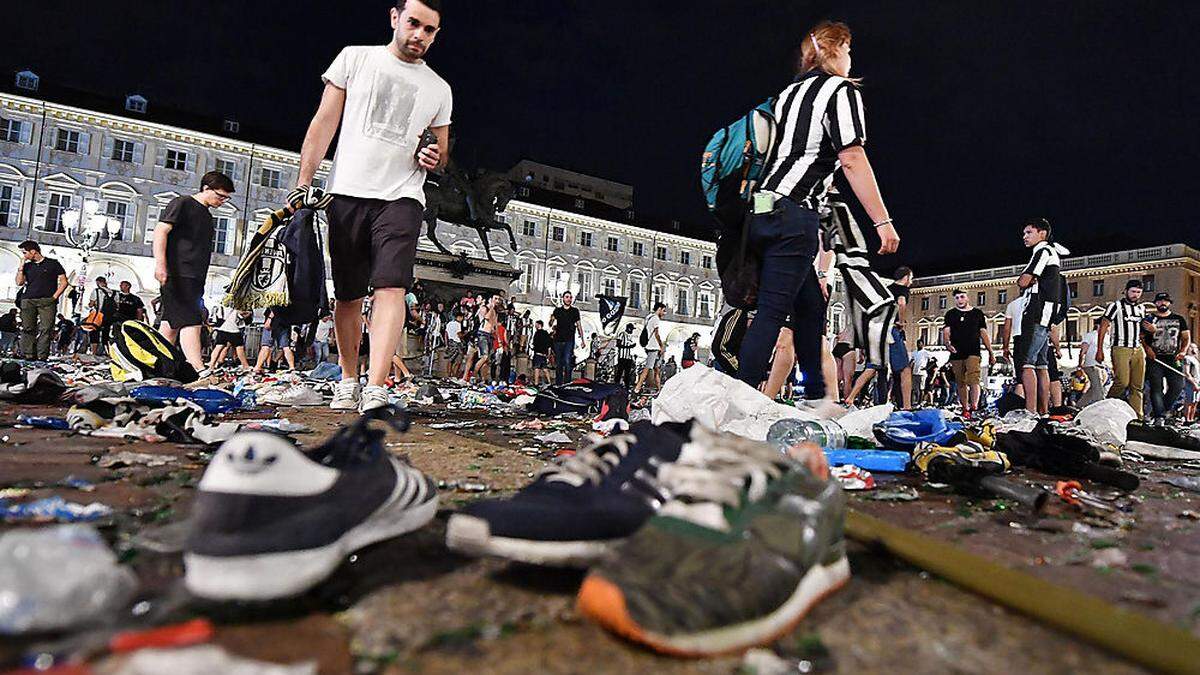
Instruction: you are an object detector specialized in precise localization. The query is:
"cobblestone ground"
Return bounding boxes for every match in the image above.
[1,400,1197,673]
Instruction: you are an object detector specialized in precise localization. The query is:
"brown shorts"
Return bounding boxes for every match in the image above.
[950,355,981,385]
[327,195,423,301]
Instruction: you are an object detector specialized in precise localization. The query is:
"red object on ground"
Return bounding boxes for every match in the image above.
[1055,480,1083,506]
[108,618,215,653]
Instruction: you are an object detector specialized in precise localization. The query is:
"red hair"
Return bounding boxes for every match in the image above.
[798,20,853,76]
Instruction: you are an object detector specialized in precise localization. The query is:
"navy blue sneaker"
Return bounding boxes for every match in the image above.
[446,421,689,567]
[185,410,438,600]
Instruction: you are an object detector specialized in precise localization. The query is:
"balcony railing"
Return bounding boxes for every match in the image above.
[913,244,1195,288]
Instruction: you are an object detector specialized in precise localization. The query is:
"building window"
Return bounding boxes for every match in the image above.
[998,289,1008,304]
[606,236,619,253]
[921,296,930,311]
[519,260,536,293]
[576,270,593,299]
[573,198,585,209]
[1,118,23,143]
[976,291,986,307]
[655,245,667,261]
[45,193,72,233]
[0,184,14,228]
[213,216,233,255]
[632,241,645,257]
[15,70,39,91]
[603,278,617,296]
[522,219,536,237]
[677,289,689,315]
[215,158,237,178]
[260,167,282,189]
[653,285,666,307]
[630,280,643,309]
[1092,280,1104,297]
[124,95,147,114]
[55,128,81,153]
[110,139,135,163]
[680,251,691,266]
[938,295,947,310]
[223,119,240,134]
[551,225,565,242]
[165,149,189,171]
[1141,274,1155,292]
[702,254,713,270]
[103,201,131,240]
[699,292,712,319]
[578,231,593,247]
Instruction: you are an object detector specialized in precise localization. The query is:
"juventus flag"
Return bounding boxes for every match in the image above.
[597,295,628,335]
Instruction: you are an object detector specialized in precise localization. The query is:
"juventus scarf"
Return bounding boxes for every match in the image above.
[223,207,292,310]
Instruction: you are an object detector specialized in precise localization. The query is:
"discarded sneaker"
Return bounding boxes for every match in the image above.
[261,384,323,407]
[329,379,361,411]
[445,421,689,567]
[184,410,437,600]
[576,426,849,657]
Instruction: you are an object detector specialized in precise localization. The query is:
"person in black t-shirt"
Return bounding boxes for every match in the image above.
[15,240,68,360]
[681,333,700,368]
[942,289,992,416]
[87,277,118,354]
[1016,218,1068,414]
[153,171,234,371]
[1144,292,1192,421]
[531,320,553,386]
[113,281,146,324]
[550,291,584,385]
[0,308,17,356]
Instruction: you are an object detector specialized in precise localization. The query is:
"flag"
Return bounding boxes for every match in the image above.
[597,295,627,335]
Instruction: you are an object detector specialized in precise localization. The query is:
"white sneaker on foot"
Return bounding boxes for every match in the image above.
[330,379,361,410]
[359,384,390,412]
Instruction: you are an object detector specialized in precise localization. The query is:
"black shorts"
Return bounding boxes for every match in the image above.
[161,276,205,329]
[215,330,244,347]
[327,195,423,301]
[533,353,548,369]
[832,342,853,360]
[1012,333,1031,373]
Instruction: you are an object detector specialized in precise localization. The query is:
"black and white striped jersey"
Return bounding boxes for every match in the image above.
[1020,241,1066,328]
[761,71,866,210]
[616,331,635,361]
[1103,298,1148,348]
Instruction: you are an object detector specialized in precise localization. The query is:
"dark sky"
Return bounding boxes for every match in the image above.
[8,1,1200,274]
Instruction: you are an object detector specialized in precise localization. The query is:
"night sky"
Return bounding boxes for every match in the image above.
[7,1,1200,275]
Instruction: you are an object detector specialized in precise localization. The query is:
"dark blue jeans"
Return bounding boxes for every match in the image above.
[735,198,825,399]
[1147,359,1184,419]
[553,338,575,385]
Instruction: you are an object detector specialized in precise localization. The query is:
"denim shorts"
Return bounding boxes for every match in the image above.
[263,327,291,349]
[1022,323,1050,369]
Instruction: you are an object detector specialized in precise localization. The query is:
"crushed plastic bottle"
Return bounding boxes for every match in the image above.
[767,418,848,451]
[0,524,137,634]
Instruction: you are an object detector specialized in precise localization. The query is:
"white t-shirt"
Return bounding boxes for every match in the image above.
[215,306,241,333]
[1184,355,1200,382]
[1079,331,1100,368]
[445,320,462,344]
[322,46,453,204]
[911,349,930,374]
[314,319,334,342]
[645,315,663,352]
[1005,296,1028,338]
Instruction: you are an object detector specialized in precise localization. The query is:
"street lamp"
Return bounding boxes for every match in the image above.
[62,199,122,313]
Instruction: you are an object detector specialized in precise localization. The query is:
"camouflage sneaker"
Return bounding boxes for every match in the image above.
[576,426,848,657]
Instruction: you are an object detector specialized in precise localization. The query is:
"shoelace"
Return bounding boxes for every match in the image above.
[656,443,786,528]
[315,408,410,468]
[539,432,636,487]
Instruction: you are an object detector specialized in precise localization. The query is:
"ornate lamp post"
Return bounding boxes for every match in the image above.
[62,199,121,313]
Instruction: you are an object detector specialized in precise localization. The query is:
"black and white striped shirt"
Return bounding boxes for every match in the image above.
[762,71,866,210]
[616,331,635,361]
[1103,298,1147,348]
[1020,242,1065,328]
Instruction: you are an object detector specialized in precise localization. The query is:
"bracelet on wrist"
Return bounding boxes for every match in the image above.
[873,218,893,228]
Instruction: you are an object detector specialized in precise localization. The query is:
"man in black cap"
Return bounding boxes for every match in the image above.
[1144,291,1191,422]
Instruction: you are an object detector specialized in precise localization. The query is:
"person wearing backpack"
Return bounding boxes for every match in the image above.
[87,277,119,355]
[634,302,667,394]
[732,21,900,403]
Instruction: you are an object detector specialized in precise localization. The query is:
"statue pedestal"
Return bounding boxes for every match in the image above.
[414,250,519,300]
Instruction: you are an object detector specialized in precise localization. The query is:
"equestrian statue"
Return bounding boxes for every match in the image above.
[423,162,517,263]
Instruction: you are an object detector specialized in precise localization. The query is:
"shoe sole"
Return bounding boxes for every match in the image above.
[329,400,359,411]
[576,555,850,657]
[184,484,438,601]
[446,514,621,568]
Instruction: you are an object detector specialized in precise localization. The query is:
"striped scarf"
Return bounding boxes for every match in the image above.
[223,207,292,310]
[822,198,897,371]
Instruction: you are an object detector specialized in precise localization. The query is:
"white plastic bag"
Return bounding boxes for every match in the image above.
[651,364,814,440]
[1075,398,1137,446]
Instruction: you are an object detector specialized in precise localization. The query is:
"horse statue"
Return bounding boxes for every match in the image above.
[423,164,517,263]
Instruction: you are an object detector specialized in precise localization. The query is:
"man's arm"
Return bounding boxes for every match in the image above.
[1017,273,1035,290]
[942,326,955,354]
[1178,329,1192,361]
[153,222,173,285]
[980,325,994,357]
[1096,317,1109,363]
[1142,328,1156,361]
[297,83,346,187]
[576,314,584,342]
[1001,317,1013,359]
[53,274,68,300]
[14,264,24,287]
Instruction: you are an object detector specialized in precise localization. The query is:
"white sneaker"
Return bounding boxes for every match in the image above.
[330,380,361,411]
[359,384,391,413]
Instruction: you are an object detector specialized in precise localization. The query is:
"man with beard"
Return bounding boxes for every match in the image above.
[296,0,452,413]
[1143,292,1191,423]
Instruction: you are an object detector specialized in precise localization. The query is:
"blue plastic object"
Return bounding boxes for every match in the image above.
[129,386,242,415]
[824,449,910,473]
[873,409,963,450]
[15,415,70,430]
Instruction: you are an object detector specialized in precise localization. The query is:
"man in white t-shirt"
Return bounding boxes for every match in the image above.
[295,0,452,413]
[1001,294,1029,393]
[634,302,667,394]
[443,311,463,378]
[910,340,931,403]
[1078,328,1105,407]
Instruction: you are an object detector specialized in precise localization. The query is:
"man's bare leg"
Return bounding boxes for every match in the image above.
[234,345,250,369]
[844,368,877,406]
[334,298,364,381]
[1021,367,1039,413]
[283,347,296,371]
[366,288,406,387]
[1037,369,1051,414]
[179,325,205,372]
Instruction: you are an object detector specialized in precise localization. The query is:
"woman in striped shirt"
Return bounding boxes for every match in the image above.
[736,21,900,395]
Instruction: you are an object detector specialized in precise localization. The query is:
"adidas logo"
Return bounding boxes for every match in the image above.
[221,438,281,475]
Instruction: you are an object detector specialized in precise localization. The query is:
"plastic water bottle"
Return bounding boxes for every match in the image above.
[766,418,848,451]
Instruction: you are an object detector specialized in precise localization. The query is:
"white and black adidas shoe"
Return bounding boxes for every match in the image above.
[184,410,437,600]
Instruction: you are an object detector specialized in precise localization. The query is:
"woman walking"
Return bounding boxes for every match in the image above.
[736,21,900,398]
